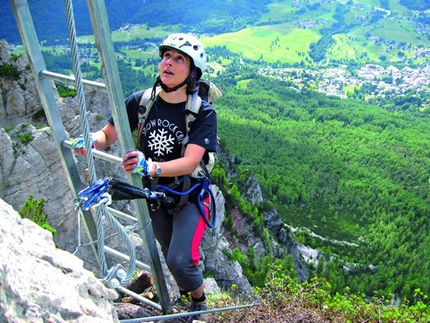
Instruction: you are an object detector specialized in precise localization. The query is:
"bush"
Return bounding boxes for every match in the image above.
[55,83,77,98]
[19,132,33,145]
[31,108,47,123]
[209,268,430,323]
[19,194,57,236]
[0,63,20,79]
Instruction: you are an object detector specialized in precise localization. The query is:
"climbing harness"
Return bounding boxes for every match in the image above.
[77,177,217,229]
[155,178,216,228]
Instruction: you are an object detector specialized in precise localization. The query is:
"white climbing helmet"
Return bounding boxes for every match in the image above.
[159,33,207,79]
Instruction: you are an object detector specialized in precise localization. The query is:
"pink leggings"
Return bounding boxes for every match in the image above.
[149,200,209,291]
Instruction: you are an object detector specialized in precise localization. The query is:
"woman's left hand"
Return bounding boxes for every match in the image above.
[121,150,151,175]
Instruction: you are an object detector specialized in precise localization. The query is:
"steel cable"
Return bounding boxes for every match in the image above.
[64,0,135,284]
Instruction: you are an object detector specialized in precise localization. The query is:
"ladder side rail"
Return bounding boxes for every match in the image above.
[85,0,171,313]
[10,0,100,266]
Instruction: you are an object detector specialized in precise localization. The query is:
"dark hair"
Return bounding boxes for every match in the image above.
[186,65,198,94]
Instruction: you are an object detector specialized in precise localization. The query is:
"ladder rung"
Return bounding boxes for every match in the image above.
[107,207,138,223]
[40,70,107,92]
[62,139,123,164]
[104,246,151,272]
[116,286,162,311]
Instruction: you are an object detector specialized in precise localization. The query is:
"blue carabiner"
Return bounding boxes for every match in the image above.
[78,179,110,210]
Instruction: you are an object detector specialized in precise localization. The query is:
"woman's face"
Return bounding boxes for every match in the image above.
[159,48,191,88]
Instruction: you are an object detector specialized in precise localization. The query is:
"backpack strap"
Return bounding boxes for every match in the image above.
[183,92,217,179]
[137,87,161,147]
[185,91,202,133]
[181,91,202,156]
[183,92,210,177]
[196,80,223,104]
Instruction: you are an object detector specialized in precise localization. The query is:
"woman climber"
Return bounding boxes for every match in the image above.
[73,33,218,321]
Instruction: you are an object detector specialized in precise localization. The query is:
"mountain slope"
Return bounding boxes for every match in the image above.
[1,0,270,43]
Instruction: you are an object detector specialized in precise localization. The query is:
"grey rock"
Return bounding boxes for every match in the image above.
[0,198,119,323]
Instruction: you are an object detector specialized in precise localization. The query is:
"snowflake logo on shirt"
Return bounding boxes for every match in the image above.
[148,128,175,157]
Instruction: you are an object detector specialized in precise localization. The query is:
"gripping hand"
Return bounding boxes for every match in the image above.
[71,133,96,150]
[132,151,152,176]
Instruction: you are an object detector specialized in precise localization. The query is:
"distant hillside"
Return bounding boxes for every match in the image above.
[4,0,430,46]
[1,0,270,44]
[200,0,430,67]
[400,0,430,11]
[5,0,430,69]
[1,0,142,43]
[213,70,430,301]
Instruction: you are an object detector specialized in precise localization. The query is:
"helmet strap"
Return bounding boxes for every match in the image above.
[157,68,197,93]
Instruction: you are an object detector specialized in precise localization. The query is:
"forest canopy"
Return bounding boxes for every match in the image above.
[213,71,430,300]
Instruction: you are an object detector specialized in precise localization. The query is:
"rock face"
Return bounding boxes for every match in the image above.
[0,41,44,129]
[0,198,119,323]
[264,209,309,282]
[201,185,253,296]
[241,174,264,205]
[222,154,309,282]
[0,124,78,249]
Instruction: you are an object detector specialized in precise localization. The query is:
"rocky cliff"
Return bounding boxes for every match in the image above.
[0,197,119,322]
[223,170,309,282]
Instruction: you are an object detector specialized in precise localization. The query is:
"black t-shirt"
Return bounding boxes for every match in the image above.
[108,90,217,191]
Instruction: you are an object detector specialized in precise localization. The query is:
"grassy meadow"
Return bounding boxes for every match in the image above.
[202,24,319,64]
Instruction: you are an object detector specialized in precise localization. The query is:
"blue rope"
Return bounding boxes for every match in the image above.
[155,178,217,228]
[155,182,202,196]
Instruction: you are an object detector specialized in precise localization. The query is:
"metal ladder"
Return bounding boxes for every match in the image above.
[10,0,171,314]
